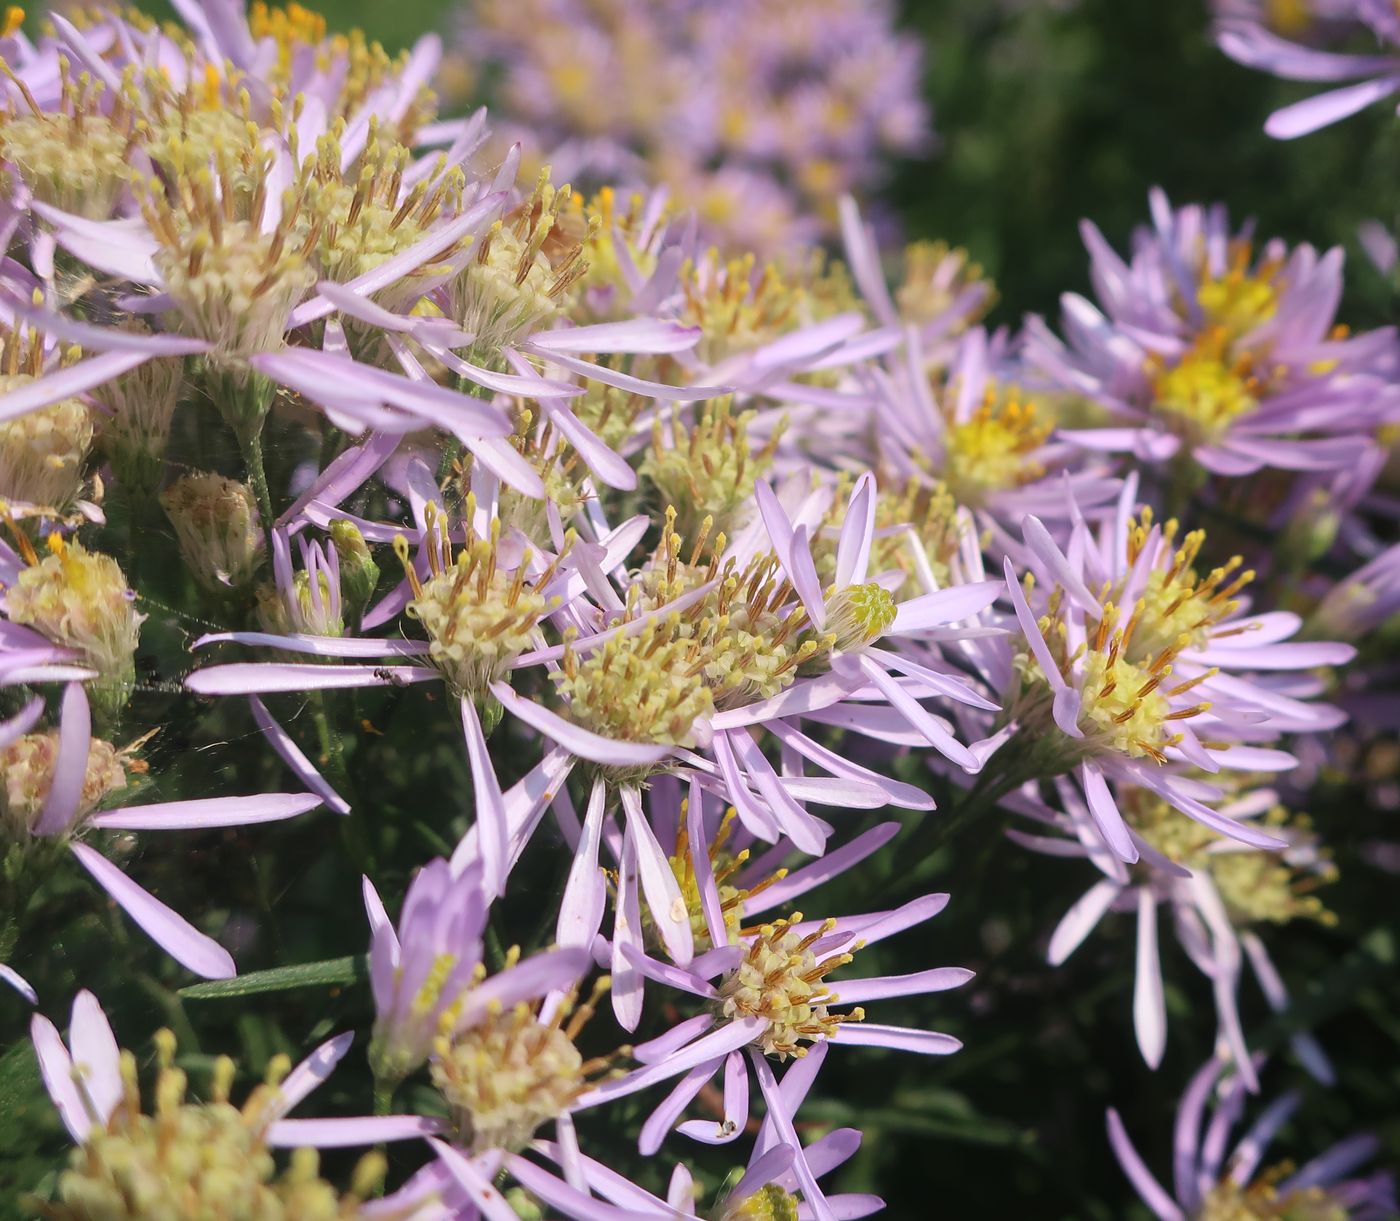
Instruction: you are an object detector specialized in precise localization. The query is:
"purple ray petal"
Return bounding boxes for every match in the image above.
[34,682,89,838]
[273,1032,354,1119]
[247,697,350,816]
[490,682,673,767]
[267,1115,445,1147]
[30,1012,89,1142]
[87,793,322,831]
[187,662,436,695]
[70,843,236,979]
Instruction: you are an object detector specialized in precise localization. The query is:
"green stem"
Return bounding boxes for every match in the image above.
[238,422,276,535]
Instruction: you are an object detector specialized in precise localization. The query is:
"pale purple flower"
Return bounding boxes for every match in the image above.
[571,887,970,1162]
[1025,189,1398,483]
[364,854,591,1083]
[451,0,929,255]
[522,1042,882,1219]
[555,772,913,1027]
[1107,1056,1397,1220]
[1011,775,1334,1087]
[868,324,1121,530]
[987,476,1354,861]
[1312,539,1400,641]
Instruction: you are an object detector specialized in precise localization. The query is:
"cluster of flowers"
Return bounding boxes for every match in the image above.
[446,0,930,256]
[0,0,1396,1216]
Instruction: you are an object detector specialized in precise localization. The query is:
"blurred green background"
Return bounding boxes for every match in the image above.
[4,2,1398,1219]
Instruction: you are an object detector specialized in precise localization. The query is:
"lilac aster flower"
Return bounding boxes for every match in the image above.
[1107,1056,1397,1220]
[521,1041,881,1218]
[451,0,930,255]
[988,477,1354,861]
[870,324,1122,531]
[1217,1,1400,138]
[1025,189,1398,486]
[29,989,440,1215]
[1012,775,1335,1085]
[555,772,913,1027]
[571,887,970,1163]
[362,855,591,1085]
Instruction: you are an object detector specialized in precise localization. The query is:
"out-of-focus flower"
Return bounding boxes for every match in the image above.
[1217,1,1400,138]
[161,472,264,592]
[1107,1056,1397,1220]
[1026,189,1398,489]
[450,0,930,255]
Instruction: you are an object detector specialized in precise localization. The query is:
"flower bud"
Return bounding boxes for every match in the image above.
[91,333,184,498]
[160,473,263,592]
[329,519,379,615]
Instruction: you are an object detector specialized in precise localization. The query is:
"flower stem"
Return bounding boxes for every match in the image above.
[238,423,276,534]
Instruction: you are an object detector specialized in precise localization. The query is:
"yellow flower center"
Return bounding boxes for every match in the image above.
[824,582,896,652]
[723,1185,802,1221]
[942,392,1052,506]
[1197,1172,1350,1221]
[6,537,144,707]
[663,806,787,953]
[1151,342,1258,443]
[52,1032,385,1221]
[717,914,863,1060]
[397,504,557,698]
[429,979,613,1155]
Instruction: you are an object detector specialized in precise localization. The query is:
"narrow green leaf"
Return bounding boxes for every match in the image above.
[179,954,368,1000]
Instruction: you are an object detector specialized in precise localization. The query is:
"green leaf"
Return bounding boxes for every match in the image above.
[179,954,368,1000]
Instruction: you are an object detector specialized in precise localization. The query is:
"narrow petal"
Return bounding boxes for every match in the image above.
[267,1115,445,1146]
[0,350,154,424]
[834,473,876,588]
[34,682,90,837]
[1048,879,1121,965]
[187,662,436,695]
[88,793,323,831]
[1081,762,1140,863]
[621,787,694,966]
[832,967,974,1005]
[832,1024,962,1054]
[490,682,673,767]
[461,698,509,897]
[556,778,609,949]
[30,1013,89,1142]
[68,991,122,1128]
[1134,889,1167,1069]
[70,843,236,979]
[248,697,351,816]
[1107,1109,1186,1221]
[272,1032,354,1119]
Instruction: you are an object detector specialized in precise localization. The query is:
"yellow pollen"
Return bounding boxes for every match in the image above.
[942,388,1052,505]
[1150,334,1258,442]
[718,915,864,1060]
